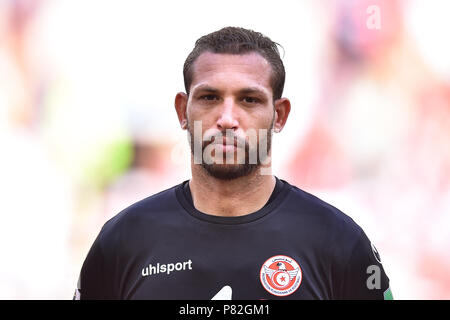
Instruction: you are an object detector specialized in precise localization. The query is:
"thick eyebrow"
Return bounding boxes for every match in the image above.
[237,87,269,97]
[191,85,221,95]
[192,84,269,97]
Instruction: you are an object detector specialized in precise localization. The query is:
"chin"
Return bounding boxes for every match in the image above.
[201,163,259,180]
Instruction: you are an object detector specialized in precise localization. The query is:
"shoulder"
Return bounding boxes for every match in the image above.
[283,180,363,238]
[280,179,368,265]
[282,181,380,279]
[97,183,182,245]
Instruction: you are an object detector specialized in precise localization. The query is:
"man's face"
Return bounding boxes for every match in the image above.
[185,51,275,180]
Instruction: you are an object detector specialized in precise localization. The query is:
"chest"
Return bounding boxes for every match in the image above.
[118,227,333,299]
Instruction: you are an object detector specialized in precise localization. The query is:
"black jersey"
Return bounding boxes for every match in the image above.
[75,177,391,300]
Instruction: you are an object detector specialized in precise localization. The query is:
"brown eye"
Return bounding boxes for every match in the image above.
[201,94,219,101]
[243,97,259,104]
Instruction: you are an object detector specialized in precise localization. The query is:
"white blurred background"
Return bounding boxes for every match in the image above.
[0,0,449,299]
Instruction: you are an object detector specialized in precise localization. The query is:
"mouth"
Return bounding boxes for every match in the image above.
[221,136,237,147]
[207,136,239,148]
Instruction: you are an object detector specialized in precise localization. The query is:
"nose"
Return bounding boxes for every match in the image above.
[216,98,239,131]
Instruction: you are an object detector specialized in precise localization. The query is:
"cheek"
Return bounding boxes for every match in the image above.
[187,105,213,126]
[250,109,275,130]
[186,110,215,143]
[251,112,274,144]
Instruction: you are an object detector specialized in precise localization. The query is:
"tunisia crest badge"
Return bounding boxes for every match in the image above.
[260,255,302,297]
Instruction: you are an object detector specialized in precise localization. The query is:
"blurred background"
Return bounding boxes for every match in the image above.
[1,0,449,299]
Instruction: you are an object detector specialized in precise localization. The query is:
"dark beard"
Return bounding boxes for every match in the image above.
[200,153,259,180]
[187,123,273,181]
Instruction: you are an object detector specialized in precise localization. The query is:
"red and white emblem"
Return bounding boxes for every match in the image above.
[260,255,302,297]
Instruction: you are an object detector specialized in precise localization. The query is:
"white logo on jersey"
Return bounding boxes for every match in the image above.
[371,242,382,263]
[141,259,193,277]
[211,285,232,300]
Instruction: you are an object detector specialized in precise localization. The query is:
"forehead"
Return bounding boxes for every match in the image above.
[190,51,273,94]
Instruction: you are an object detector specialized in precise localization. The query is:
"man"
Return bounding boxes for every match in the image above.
[75,27,392,300]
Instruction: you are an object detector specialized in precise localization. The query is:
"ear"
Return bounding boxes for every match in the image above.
[175,92,188,130]
[273,97,291,133]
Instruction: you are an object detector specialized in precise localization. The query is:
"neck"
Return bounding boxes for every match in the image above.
[189,163,276,217]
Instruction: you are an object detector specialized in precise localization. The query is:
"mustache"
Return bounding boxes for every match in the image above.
[201,130,248,149]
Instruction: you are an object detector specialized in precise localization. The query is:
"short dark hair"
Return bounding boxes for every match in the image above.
[183,27,285,100]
